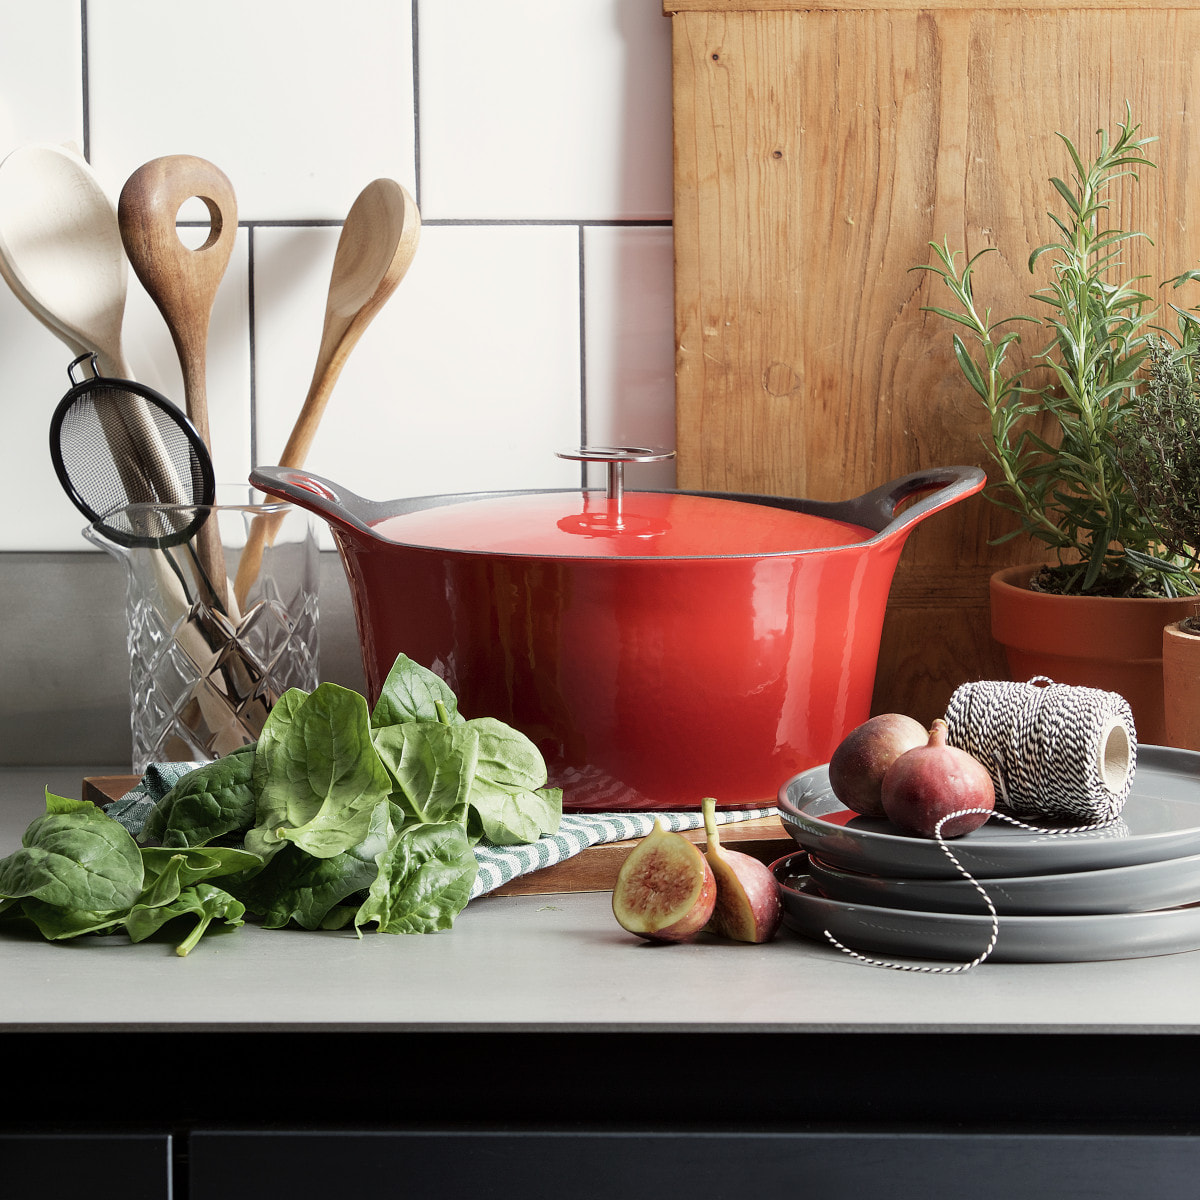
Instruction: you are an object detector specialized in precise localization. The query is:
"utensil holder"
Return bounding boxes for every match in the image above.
[85,487,319,774]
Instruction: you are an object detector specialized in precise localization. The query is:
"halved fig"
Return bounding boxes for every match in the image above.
[702,797,783,943]
[612,819,717,942]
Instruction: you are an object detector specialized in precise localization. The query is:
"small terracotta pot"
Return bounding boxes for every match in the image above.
[990,564,1200,746]
[1164,619,1200,752]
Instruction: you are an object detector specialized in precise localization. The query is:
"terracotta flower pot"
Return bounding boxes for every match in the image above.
[1163,619,1200,752]
[990,564,1200,747]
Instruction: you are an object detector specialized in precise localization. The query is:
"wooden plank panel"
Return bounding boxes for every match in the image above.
[670,6,1200,722]
[665,0,1194,11]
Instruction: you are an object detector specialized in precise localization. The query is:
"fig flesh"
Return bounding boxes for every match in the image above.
[612,819,716,942]
[828,713,929,817]
[701,797,783,943]
[880,719,996,838]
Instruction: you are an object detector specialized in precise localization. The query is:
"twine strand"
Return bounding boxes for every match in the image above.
[821,807,1130,973]
[822,677,1137,973]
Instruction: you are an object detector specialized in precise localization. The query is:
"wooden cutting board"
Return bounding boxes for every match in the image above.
[82,776,793,897]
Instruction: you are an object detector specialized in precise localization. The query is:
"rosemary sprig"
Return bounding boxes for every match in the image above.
[915,104,1197,597]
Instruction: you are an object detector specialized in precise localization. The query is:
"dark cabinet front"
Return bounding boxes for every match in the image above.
[0,1133,172,1200]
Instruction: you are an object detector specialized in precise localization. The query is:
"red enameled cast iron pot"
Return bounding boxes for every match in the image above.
[251,451,984,812]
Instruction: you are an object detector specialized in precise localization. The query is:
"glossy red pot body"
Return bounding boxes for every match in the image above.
[253,463,983,811]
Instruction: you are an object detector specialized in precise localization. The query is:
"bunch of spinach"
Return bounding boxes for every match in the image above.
[0,654,562,954]
[0,792,254,956]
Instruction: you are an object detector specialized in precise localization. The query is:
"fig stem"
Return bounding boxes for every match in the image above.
[701,796,722,856]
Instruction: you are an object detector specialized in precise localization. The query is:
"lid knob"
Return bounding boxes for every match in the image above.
[556,445,675,511]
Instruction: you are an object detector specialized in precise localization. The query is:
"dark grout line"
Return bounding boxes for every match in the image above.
[176,219,673,230]
[420,219,674,228]
[80,0,90,160]
[247,226,257,466]
[577,225,588,479]
[412,0,421,209]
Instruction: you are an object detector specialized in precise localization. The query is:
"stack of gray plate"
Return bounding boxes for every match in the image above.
[774,745,1200,963]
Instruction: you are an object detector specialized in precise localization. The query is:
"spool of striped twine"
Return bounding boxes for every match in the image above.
[944,676,1137,825]
[823,676,1138,973]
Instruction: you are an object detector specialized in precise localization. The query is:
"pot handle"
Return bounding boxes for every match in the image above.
[249,464,390,538]
[811,464,987,539]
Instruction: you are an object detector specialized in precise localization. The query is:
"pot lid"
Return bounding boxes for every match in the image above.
[368,447,875,559]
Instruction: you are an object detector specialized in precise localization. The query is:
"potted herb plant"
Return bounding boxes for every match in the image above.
[916,106,1200,744]
[1114,339,1200,748]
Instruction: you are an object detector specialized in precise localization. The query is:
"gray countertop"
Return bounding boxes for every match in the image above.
[3,765,1200,1034]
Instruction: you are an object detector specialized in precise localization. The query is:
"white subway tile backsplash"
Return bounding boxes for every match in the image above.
[253,222,583,547]
[0,288,94,550]
[85,0,416,221]
[583,224,676,491]
[0,1,82,160]
[0,0,678,554]
[0,3,88,550]
[0,230,251,552]
[419,0,673,220]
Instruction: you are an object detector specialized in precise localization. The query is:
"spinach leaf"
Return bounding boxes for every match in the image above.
[0,793,143,913]
[140,846,263,901]
[228,799,392,930]
[355,822,477,935]
[463,717,562,843]
[472,787,563,846]
[468,717,548,791]
[125,884,246,957]
[246,686,310,802]
[18,899,127,941]
[142,748,257,848]
[318,905,359,930]
[372,721,479,827]
[370,653,463,728]
[247,683,392,861]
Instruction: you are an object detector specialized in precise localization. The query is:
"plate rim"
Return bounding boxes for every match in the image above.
[777,744,1200,878]
[771,851,1200,962]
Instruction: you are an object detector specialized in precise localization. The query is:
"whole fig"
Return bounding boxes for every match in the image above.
[828,713,929,817]
[881,719,995,838]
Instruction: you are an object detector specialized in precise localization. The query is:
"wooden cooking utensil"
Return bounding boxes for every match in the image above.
[232,178,421,609]
[0,143,133,378]
[118,155,238,610]
[0,143,190,508]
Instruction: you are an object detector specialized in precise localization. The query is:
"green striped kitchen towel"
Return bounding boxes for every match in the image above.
[106,763,776,899]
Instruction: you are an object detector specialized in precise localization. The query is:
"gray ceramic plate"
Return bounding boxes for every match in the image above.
[805,849,1200,915]
[775,853,1200,963]
[777,745,1200,880]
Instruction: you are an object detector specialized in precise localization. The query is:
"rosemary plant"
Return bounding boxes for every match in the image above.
[916,106,1199,597]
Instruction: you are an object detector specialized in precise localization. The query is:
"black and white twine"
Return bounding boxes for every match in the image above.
[823,677,1138,973]
[945,677,1136,824]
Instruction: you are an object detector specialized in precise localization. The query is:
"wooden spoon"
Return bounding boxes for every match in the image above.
[0,143,189,506]
[117,154,237,451]
[233,179,421,609]
[118,154,239,609]
[0,142,132,377]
